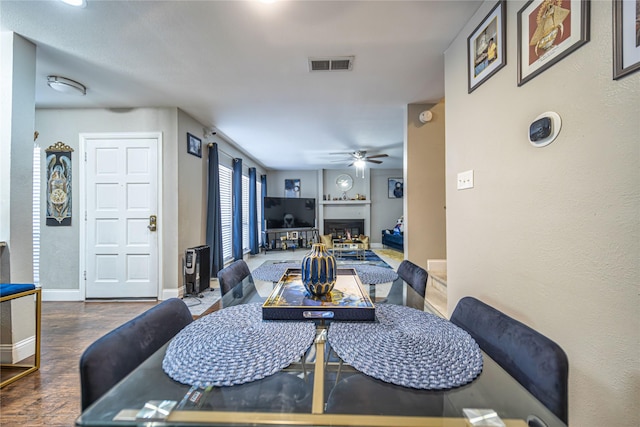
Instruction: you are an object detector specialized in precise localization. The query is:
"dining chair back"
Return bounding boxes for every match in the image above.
[79,298,193,410]
[217,259,252,296]
[450,296,568,424]
[397,260,428,297]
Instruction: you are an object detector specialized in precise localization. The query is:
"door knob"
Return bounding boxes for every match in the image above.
[148,215,157,231]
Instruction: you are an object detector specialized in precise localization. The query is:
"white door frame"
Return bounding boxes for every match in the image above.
[79,132,163,300]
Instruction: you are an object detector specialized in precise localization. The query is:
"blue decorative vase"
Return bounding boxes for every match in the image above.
[301,243,337,296]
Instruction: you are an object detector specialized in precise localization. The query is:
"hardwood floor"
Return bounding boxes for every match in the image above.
[0,301,157,426]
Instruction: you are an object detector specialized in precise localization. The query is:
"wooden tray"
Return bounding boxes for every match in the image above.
[262,268,375,321]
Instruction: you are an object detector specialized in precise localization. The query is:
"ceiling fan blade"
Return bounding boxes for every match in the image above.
[330,159,349,163]
[366,159,383,164]
[347,162,355,167]
[366,154,389,159]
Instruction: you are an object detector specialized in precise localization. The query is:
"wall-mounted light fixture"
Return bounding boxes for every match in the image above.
[47,76,87,96]
[419,110,433,123]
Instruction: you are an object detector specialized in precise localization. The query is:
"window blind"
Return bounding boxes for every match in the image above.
[242,174,250,252]
[219,164,233,261]
[32,144,41,285]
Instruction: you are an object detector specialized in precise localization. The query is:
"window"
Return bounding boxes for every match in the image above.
[242,174,249,252]
[32,144,41,285]
[219,164,233,261]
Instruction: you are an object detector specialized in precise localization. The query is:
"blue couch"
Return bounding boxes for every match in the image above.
[381,230,403,251]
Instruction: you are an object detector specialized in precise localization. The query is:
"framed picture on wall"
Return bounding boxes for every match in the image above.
[613,0,640,80]
[284,179,301,198]
[517,0,590,86]
[467,0,507,93]
[187,133,202,158]
[388,178,403,199]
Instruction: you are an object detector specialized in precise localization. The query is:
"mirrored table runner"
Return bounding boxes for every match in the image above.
[76,275,566,427]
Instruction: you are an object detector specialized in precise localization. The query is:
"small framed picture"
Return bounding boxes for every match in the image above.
[284,179,301,198]
[468,0,507,93]
[613,0,640,80]
[287,231,298,240]
[187,132,202,158]
[517,0,590,86]
[388,178,403,199]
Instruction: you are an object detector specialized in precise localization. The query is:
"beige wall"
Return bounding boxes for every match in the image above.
[444,1,639,426]
[406,101,447,266]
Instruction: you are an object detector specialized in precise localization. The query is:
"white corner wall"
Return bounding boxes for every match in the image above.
[444,1,639,426]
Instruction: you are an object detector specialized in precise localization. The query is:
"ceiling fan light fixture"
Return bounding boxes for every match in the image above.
[354,158,366,178]
[47,76,87,96]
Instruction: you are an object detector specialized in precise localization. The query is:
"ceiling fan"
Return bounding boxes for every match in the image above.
[330,150,389,166]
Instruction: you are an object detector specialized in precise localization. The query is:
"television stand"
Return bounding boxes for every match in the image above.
[263,228,319,252]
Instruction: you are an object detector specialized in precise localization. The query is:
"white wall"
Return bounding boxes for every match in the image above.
[1,33,36,283]
[36,108,179,297]
[444,1,639,426]
[267,170,319,199]
[370,168,403,244]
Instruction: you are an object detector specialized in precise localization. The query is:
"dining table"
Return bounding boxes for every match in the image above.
[76,268,567,427]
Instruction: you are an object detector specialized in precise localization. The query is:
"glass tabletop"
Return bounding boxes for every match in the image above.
[76,273,566,427]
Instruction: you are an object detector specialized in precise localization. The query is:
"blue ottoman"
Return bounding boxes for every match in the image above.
[0,283,42,388]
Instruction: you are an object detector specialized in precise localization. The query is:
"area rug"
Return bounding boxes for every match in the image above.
[332,249,388,266]
[375,248,404,262]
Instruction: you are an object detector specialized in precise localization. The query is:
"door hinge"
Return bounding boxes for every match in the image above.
[84,152,87,161]
[85,211,87,221]
[83,271,87,280]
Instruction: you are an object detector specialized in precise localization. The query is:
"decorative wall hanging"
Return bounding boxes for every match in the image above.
[388,178,403,199]
[613,0,640,80]
[284,179,301,198]
[517,0,590,86]
[468,0,507,93]
[187,132,202,158]
[45,141,73,226]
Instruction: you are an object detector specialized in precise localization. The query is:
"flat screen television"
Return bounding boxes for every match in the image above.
[264,197,316,229]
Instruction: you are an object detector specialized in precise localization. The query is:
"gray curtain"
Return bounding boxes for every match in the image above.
[205,143,224,277]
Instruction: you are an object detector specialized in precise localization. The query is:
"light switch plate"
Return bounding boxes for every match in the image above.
[457,170,474,190]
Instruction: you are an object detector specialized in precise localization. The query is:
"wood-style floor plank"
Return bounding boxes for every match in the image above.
[0,301,157,427]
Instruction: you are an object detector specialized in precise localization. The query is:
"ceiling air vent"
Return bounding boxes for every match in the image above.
[309,56,354,72]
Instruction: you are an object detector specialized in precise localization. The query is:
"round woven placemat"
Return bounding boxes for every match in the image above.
[328,304,483,390]
[162,303,316,387]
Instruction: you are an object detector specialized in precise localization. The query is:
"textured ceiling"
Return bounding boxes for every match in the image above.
[1,0,481,170]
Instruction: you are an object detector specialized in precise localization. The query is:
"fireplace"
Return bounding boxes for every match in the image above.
[324,219,365,239]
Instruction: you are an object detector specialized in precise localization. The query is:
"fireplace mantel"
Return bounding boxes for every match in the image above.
[320,200,371,205]
[318,169,371,237]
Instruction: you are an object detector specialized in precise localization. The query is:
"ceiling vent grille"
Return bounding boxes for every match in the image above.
[309,56,354,72]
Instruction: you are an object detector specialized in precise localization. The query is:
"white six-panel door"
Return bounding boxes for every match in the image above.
[84,135,159,298]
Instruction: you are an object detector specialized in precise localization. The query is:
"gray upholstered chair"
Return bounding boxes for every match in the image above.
[450,296,569,424]
[397,260,428,298]
[79,298,193,410]
[217,259,252,296]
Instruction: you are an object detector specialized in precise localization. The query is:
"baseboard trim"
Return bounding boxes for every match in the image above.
[42,288,180,301]
[162,288,179,300]
[0,336,35,364]
[42,288,83,301]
